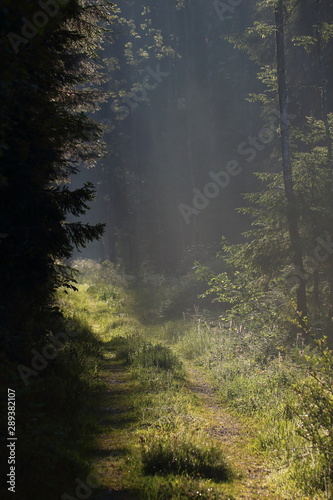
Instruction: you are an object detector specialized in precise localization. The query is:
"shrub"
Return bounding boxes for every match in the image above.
[293,338,333,495]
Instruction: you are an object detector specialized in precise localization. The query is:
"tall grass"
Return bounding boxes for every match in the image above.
[171,315,331,499]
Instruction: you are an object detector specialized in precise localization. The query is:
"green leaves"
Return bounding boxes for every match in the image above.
[293,338,333,480]
[292,35,316,48]
[247,21,275,39]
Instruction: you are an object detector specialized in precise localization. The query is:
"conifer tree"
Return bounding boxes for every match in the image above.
[216,0,333,337]
[275,0,307,326]
[0,0,113,356]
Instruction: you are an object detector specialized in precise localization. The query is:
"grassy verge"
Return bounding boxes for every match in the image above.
[1,310,104,499]
[57,259,332,499]
[172,318,331,499]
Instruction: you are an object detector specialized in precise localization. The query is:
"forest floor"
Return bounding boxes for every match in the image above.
[91,345,284,499]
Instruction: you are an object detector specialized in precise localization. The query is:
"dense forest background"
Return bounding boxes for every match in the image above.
[77,0,262,271]
[66,0,333,339]
[77,0,333,276]
[1,0,333,498]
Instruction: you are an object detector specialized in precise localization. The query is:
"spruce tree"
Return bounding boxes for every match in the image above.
[0,0,113,356]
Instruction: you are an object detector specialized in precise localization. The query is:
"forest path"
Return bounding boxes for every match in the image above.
[92,352,140,500]
[183,362,283,499]
[91,348,284,499]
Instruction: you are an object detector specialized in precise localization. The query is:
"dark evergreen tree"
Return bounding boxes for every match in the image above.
[0,0,113,356]
[275,0,307,326]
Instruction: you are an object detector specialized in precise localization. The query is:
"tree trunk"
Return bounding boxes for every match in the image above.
[275,0,308,335]
[315,0,332,170]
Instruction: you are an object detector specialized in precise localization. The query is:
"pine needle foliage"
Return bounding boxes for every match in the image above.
[0,0,114,353]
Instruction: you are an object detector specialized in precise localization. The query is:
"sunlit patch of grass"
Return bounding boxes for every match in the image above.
[166,317,332,499]
[139,475,236,499]
[140,428,234,481]
[57,281,136,341]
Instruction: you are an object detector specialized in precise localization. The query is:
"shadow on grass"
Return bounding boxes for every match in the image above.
[93,487,140,499]
[92,447,128,459]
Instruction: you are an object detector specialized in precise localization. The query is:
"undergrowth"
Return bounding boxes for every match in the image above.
[59,260,237,499]
[173,316,332,499]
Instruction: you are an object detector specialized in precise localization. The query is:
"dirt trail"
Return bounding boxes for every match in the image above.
[92,353,139,500]
[184,363,283,500]
[92,352,285,499]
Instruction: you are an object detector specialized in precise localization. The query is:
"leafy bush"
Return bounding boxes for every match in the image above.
[292,338,333,495]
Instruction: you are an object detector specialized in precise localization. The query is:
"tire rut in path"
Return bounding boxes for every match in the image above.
[92,355,139,500]
[92,354,284,499]
[184,363,284,500]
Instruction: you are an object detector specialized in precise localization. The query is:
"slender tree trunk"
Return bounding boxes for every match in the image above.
[275,0,308,334]
[313,269,320,308]
[315,0,332,170]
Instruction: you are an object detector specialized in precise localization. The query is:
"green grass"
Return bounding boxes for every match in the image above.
[141,430,233,481]
[57,259,332,499]
[169,318,331,499]
[56,261,240,499]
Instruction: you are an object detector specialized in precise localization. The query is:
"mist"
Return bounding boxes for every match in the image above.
[73,0,267,272]
[2,1,333,498]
